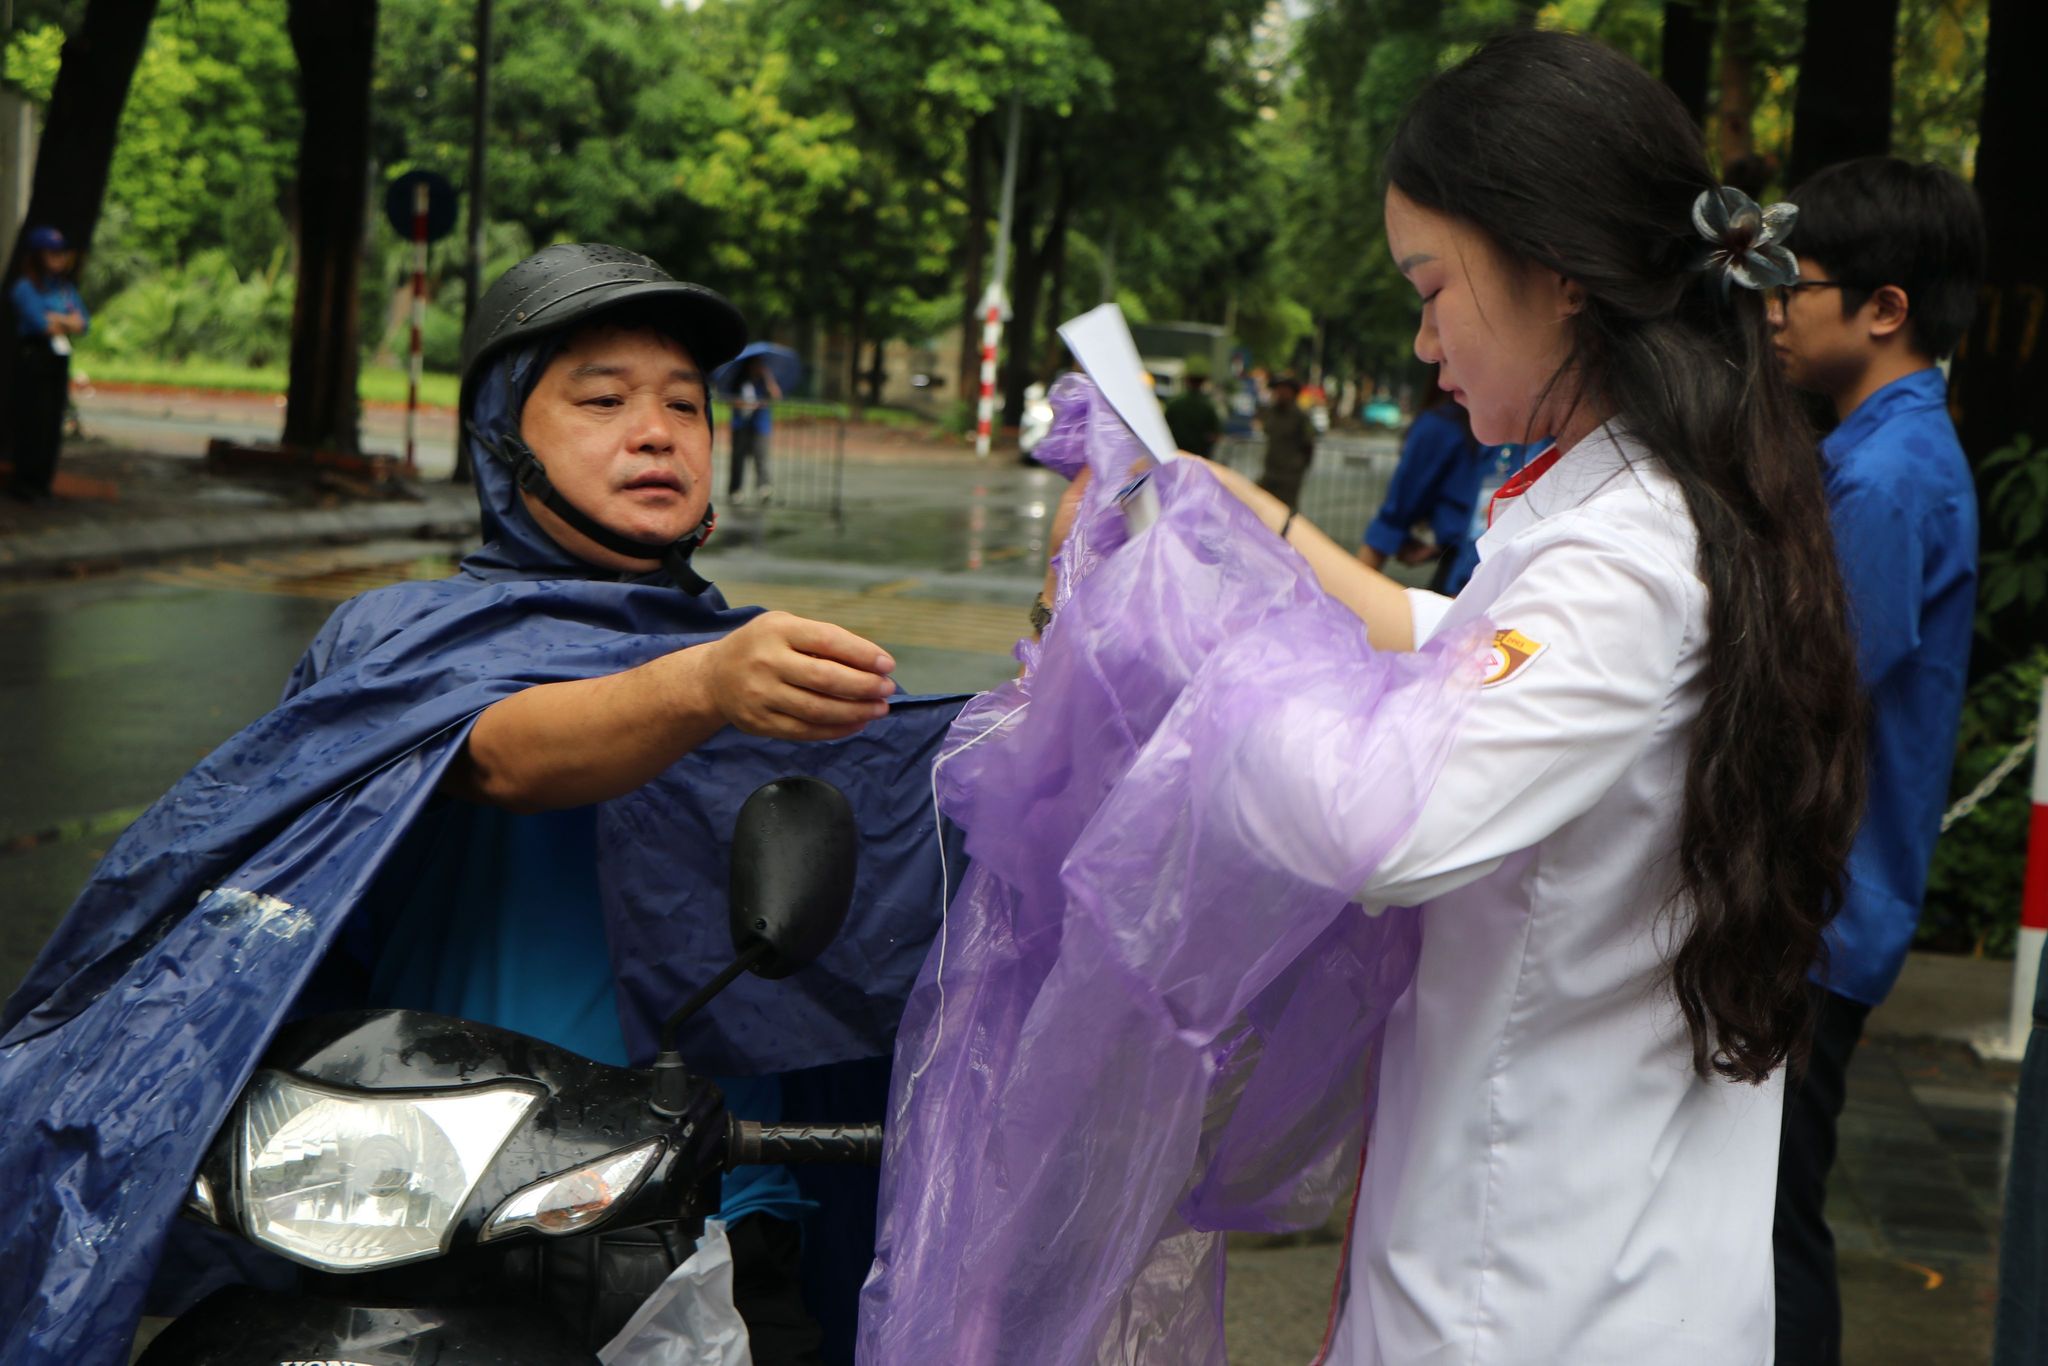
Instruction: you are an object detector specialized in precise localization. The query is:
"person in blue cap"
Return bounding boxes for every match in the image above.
[8,225,88,501]
[0,244,970,1366]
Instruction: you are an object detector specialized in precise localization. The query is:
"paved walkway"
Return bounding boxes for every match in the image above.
[1221,952,2023,1365]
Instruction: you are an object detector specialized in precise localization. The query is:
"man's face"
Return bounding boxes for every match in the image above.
[1767,254,1871,400]
[519,325,712,570]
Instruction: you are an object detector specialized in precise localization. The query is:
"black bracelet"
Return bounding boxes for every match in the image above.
[1029,595,1054,637]
[1278,510,1298,540]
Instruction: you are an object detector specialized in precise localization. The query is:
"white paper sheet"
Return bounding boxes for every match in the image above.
[1056,304,1178,466]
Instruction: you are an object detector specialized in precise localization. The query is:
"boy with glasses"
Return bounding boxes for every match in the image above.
[1767,155,1986,1366]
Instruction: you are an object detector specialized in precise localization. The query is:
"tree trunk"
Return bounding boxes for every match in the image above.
[454,0,493,483]
[0,0,159,453]
[1949,0,2048,678]
[1001,155,1066,428]
[1661,0,1718,127]
[282,0,379,455]
[1787,0,1900,186]
[997,133,1043,428]
[954,115,989,404]
[863,337,887,409]
[846,285,866,420]
[1714,0,1757,171]
[1038,199,1071,379]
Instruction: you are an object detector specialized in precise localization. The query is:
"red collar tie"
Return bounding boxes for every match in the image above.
[1487,445,1565,528]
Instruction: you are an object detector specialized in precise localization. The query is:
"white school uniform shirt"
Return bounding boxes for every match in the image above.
[1328,424,1781,1366]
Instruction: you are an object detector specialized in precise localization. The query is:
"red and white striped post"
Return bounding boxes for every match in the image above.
[974,283,1005,459]
[404,180,430,476]
[2006,678,2048,1054]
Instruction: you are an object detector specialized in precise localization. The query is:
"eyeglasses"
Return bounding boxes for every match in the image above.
[1766,278,1850,309]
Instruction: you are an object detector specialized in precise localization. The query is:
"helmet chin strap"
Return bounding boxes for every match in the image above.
[465,421,715,595]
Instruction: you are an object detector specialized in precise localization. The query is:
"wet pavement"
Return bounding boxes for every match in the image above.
[0,429,2020,1364]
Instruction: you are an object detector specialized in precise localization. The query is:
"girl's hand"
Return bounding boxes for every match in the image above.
[1045,468,1092,567]
[1187,455,1292,534]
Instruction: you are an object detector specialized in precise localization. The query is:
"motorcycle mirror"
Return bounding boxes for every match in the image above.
[728,775,857,979]
[650,776,858,1118]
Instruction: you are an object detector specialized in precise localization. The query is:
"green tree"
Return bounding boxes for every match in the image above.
[762,0,1102,402]
[8,1,299,289]
[373,0,730,276]
[1269,0,1446,393]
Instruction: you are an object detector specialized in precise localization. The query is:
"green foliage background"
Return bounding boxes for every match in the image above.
[1920,435,2048,957]
[1,0,1995,388]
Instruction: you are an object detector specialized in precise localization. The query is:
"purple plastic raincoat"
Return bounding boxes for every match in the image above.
[859,378,1487,1363]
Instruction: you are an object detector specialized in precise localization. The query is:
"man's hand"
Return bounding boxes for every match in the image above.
[1396,539,1442,566]
[703,611,897,742]
[450,612,899,812]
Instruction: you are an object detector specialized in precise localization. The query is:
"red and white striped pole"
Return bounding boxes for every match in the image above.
[974,284,1004,459]
[2006,677,2048,1054]
[405,180,429,476]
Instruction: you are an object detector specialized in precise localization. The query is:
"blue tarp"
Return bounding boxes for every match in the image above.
[0,347,968,1364]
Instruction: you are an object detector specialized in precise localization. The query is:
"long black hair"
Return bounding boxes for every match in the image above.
[1387,30,1866,1084]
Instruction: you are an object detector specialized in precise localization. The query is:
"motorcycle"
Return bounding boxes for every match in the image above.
[141,776,881,1365]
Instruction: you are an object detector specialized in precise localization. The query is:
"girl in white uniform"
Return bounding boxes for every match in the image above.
[1199,31,1866,1364]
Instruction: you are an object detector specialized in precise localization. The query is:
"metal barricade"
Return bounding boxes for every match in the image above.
[713,400,846,524]
[1213,432,1397,545]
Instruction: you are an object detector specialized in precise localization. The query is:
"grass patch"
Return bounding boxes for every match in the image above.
[70,356,944,431]
[74,354,460,408]
[853,404,942,431]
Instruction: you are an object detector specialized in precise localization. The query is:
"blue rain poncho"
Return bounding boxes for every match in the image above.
[0,346,966,1365]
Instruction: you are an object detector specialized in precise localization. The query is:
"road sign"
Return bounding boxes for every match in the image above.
[382,170,459,243]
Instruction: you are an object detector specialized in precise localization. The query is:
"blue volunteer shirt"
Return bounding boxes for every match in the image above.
[1366,407,1536,595]
[1442,441,1537,595]
[1364,406,1480,562]
[1817,366,1978,1006]
[10,276,87,340]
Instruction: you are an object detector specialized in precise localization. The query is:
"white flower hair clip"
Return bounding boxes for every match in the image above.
[1687,186,1799,293]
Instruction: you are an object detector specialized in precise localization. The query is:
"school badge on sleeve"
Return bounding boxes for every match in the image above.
[1480,628,1547,687]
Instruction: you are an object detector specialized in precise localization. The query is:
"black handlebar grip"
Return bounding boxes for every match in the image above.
[727,1119,884,1167]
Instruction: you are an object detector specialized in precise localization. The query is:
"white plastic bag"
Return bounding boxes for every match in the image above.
[596,1220,754,1366]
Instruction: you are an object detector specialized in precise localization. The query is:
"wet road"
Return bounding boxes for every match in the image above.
[0,528,1043,994]
[0,571,342,975]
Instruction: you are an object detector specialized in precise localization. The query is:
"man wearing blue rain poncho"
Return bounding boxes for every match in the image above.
[0,244,967,1366]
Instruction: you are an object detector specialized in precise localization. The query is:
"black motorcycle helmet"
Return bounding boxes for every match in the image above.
[459,243,748,593]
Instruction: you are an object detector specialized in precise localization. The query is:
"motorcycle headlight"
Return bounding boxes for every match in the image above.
[238,1070,542,1271]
